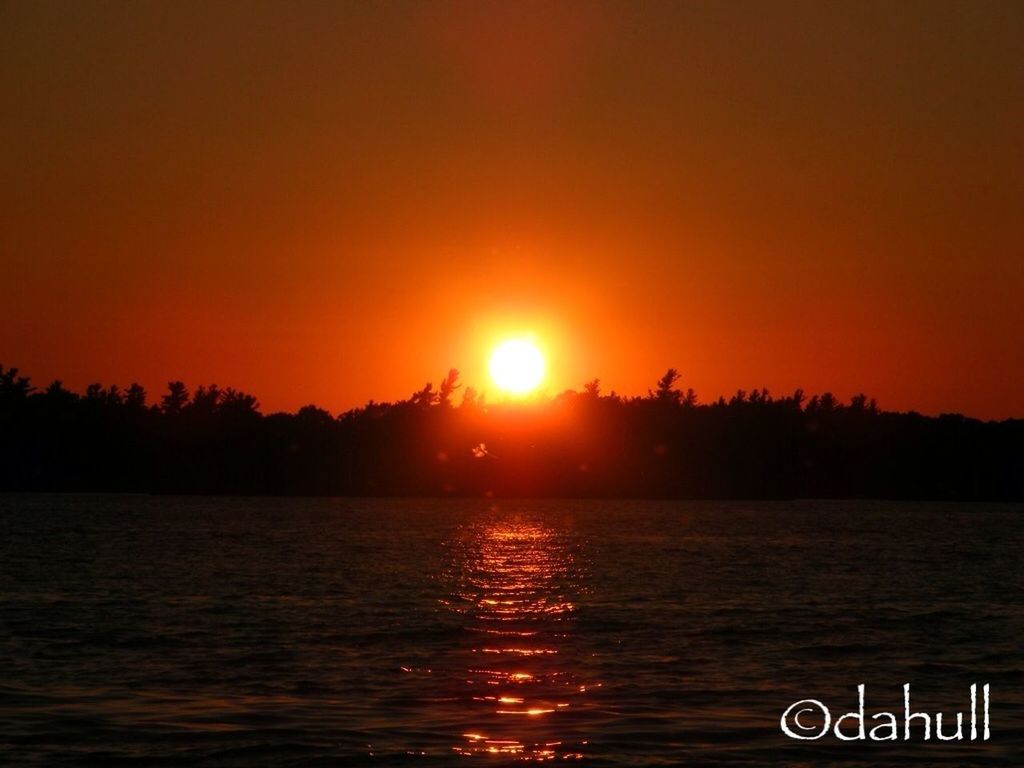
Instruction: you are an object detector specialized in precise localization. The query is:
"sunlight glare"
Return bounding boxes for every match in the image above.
[489,339,546,395]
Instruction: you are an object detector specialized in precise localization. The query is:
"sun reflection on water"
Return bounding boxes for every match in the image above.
[441,513,598,761]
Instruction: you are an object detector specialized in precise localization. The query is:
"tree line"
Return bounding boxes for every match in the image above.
[1,364,1021,500]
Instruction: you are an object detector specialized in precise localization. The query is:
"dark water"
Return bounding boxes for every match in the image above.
[1,496,1022,766]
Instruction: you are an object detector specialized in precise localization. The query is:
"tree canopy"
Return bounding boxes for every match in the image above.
[1,364,1020,500]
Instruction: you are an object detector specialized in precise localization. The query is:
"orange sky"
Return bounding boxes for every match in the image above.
[2,2,1022,418]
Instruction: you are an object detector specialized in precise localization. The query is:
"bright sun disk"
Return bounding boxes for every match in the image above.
[489,339,545,396]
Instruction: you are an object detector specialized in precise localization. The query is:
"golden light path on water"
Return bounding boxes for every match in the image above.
[440,513,600,761]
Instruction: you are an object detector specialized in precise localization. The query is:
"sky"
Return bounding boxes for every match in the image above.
[2,1,1022,418]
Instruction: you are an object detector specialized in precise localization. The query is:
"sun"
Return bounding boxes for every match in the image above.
[489,338,546,396]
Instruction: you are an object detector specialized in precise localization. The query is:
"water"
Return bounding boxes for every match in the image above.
[1,495,1022,766]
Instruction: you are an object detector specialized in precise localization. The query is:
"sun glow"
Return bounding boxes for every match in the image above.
[489,339,546,396]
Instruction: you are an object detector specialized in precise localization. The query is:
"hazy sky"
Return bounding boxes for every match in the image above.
[2,1,1022,417]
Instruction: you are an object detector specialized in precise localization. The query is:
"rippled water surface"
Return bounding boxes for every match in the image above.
[2,495,1022,766]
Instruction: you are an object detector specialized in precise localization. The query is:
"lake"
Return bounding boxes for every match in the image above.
[1,495,1022,765]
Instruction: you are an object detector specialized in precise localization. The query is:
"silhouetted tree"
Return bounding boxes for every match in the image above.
[42,380,77,405]
[297,404,334,426]
[0,362,1020,501]
[0,365,33,399]
[125,383,147,409]
[219,388,258,415]
[792,388,806,409]
[162,381,190,414]
[410,382,436,408]
[652,368,682,403]
[191,384,222,414]
[438,369,461,407]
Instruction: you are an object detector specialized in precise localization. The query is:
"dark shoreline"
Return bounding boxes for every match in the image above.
[3,365,1022,501]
